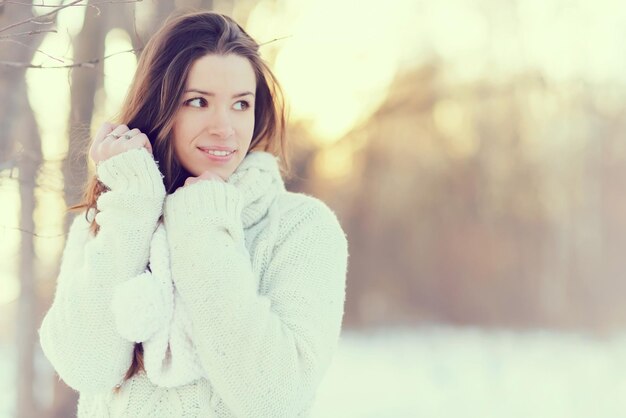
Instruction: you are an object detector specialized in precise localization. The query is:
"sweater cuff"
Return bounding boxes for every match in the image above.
[164,180,244,237]
[96,147,166,197]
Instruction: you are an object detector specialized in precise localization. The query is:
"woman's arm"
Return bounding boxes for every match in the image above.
[38,147,166,393]
[163,181,348,417]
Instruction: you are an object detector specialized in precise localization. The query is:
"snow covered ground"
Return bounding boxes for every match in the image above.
[2,326,625,417]
[312,326,626,418]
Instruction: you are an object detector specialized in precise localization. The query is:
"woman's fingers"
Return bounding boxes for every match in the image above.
[144,138,153,154]
[120,128,141,140]
[90,122,116,163]
[103,124,130,143]
[198,171,217,180]
[184,177,196,187]
[91,123,155,164]
[121,130,153,154]
[125,133,150,152]
[182,170,224,188]
[94,121,116,144]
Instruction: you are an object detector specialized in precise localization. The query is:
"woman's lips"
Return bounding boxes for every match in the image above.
[197,147,236,163]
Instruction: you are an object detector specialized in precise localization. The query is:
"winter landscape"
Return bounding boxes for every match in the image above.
[2,326,625,418]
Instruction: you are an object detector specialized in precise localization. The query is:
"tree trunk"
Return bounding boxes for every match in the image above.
[15,76,42,418]
[1,3,50,418]
[49,2,113,415]
[63,0,111,213]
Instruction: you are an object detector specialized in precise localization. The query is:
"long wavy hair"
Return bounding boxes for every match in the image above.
[68,10,289,386]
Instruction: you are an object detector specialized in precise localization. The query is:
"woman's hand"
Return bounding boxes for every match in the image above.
[89,122,154,165]
[183,170,225,187]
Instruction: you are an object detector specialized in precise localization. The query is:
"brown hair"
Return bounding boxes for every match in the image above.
[68,10,290,387]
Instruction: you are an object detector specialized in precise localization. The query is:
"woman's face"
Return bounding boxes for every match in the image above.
[172,53,257,181]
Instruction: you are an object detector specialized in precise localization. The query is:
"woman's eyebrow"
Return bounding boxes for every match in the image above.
[183,89,255,98]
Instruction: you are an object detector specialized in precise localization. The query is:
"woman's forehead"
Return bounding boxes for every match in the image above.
[185,54,256,92]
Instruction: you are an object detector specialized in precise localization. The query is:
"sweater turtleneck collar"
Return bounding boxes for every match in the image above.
[226,150,286,229]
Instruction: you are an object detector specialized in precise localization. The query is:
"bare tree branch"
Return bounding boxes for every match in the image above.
[259,34,293,47]
[0,1,65,6]
[0,28,57,39]
[0,0,84,34]
[0,47,141,68]
[0,0,143,34]
[2,0,141,6]
[0,38,65,63]
[0,225,67,238]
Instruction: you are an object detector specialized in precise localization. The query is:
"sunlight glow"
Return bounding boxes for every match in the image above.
[433,99,479,159]
[89,29,138,144]
[103,29,137,120]
[25,32,72,161]
[33,165,66,268]
[0,273,19,307]
[24,30,73,273]
[57,0,87,37]
[312,141,354,180]
[248,0,406,145]
[31,0,62,17]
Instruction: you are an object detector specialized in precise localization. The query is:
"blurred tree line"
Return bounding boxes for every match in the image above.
[309,64,626,333]
[2,0,626,416]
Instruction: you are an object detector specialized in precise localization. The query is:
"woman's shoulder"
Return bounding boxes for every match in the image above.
[271,191,346,241]
[66,209,96,238]
[273,190,338,219]
[70,208,96,225]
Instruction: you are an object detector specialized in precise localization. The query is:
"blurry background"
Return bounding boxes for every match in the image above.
[1,0,626,417]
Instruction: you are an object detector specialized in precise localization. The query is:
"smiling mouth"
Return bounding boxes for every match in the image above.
[197,147,236,162]
[198,148,235,156]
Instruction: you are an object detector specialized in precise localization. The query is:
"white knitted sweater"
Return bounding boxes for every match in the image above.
[38,147,349,417]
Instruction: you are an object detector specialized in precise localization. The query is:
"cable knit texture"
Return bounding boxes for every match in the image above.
[111,222,208,387]
[38,147,349,417]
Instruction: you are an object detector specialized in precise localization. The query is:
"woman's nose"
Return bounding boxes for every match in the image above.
[208,108,234,139]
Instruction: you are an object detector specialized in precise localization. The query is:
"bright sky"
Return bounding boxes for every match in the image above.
[245,0,407,144]
[2,0,626,305]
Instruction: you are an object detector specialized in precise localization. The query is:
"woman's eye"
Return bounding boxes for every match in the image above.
[234,100,250,111]
[185,97,207,108]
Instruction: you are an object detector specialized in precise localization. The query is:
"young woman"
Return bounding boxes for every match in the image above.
[38,10,348,417]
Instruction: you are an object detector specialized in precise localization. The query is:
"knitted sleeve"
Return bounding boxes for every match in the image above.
[38,147,166,393]
[163,180,349,417]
